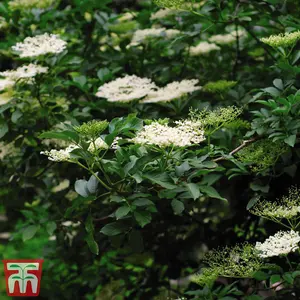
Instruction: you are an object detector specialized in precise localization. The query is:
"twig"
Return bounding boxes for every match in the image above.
[213,137,258,162]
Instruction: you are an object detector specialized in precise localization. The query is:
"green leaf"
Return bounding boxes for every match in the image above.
[199,186,227,201]
[171,199,184,215]
[132,199,155,206]
[97,68,112,82]
[143,173,177,189]
[134,211,152,228]
[39,130,79,143]
[185,183,200,200]
[22,225,39,242]
[284,134,296,147]
[73,75,87,87]
[85,232,99,255]
[85,214,94,233]
[273,78,283,90]
[270,274,281,285]
[46,221,57,235]
[292,271,300,278]
[87,174,99,194]
[246,197,259,210]
[0,120,8,139]
[175,161,190,176]
[253,271,269,281]
[115,206,131,219]
[75,179,90,198]
[100,222,125,236]
[11,109,22,123]
[124,156,139,175]
[283,273,294,284]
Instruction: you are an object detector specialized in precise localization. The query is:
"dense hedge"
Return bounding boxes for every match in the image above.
[0,0,300,299]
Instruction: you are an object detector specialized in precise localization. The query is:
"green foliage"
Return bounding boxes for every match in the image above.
[74,120,109,139]
[1,0,300,298]
[236,139,288,172]
[203,80,237,93]
[193,244,263,286]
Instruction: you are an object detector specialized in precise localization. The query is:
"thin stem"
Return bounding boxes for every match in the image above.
[76,161,112,191]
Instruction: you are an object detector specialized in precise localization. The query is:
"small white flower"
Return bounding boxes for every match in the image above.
[150,8,177,20]
[209,30,246,45]
[12,33,67,58]
[189,41,220,56]
[0,64,48,81]
[40,144,78,162]
[261,31,300,48]
[255,230,300,258]
[118,12,136,22]
[9,0,57,10]
[142,79,201,103]
[88,137,109,153]
[132,120,205,147]
[0,78,15,91]
[111,136,122,150]
[129,28,180,46]
[96,75,157,102]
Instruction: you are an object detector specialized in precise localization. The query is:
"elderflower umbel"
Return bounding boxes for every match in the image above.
[0,79,15,91]
[9,0,57,10]
[40,144,78,162]
[208,30,246,45]
[150,8,177,20]
[87,137,109,153]
[96,75,157,102]
[189,42,220,56]
[131,120,205,147]
[0,64,48,81]
[154,0,185,9]
[141,79,201,103]
[129,28,180,46]
[74,120,108,139]
[251,186,300,220]
[255,230,300,258]
[12,33,67,58]
[261,31,300,48]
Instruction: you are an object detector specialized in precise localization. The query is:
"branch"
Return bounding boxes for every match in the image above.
[213,137,258,162]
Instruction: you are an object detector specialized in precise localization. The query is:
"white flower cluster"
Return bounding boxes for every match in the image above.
[0,64,48,91]
[129,28,180,46]
[189,41,220,56]
[96,75,157,102]
[208,30,246,45]
[87,137,109,153]
[131,120,205,147]
[12,33,67,58]
[0,79,15,92]
[9,0,57,10]
[111,136,122,150]
[141,79,201,103]
[96,76,201,103]
[251,187,300,220]
[40,144,78,162]
[0,64,48,81]
[150,8,177,20]
[0,141,19,160]
[255,230,300,258]
[261,31,300,48]
[118,12,136,22]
